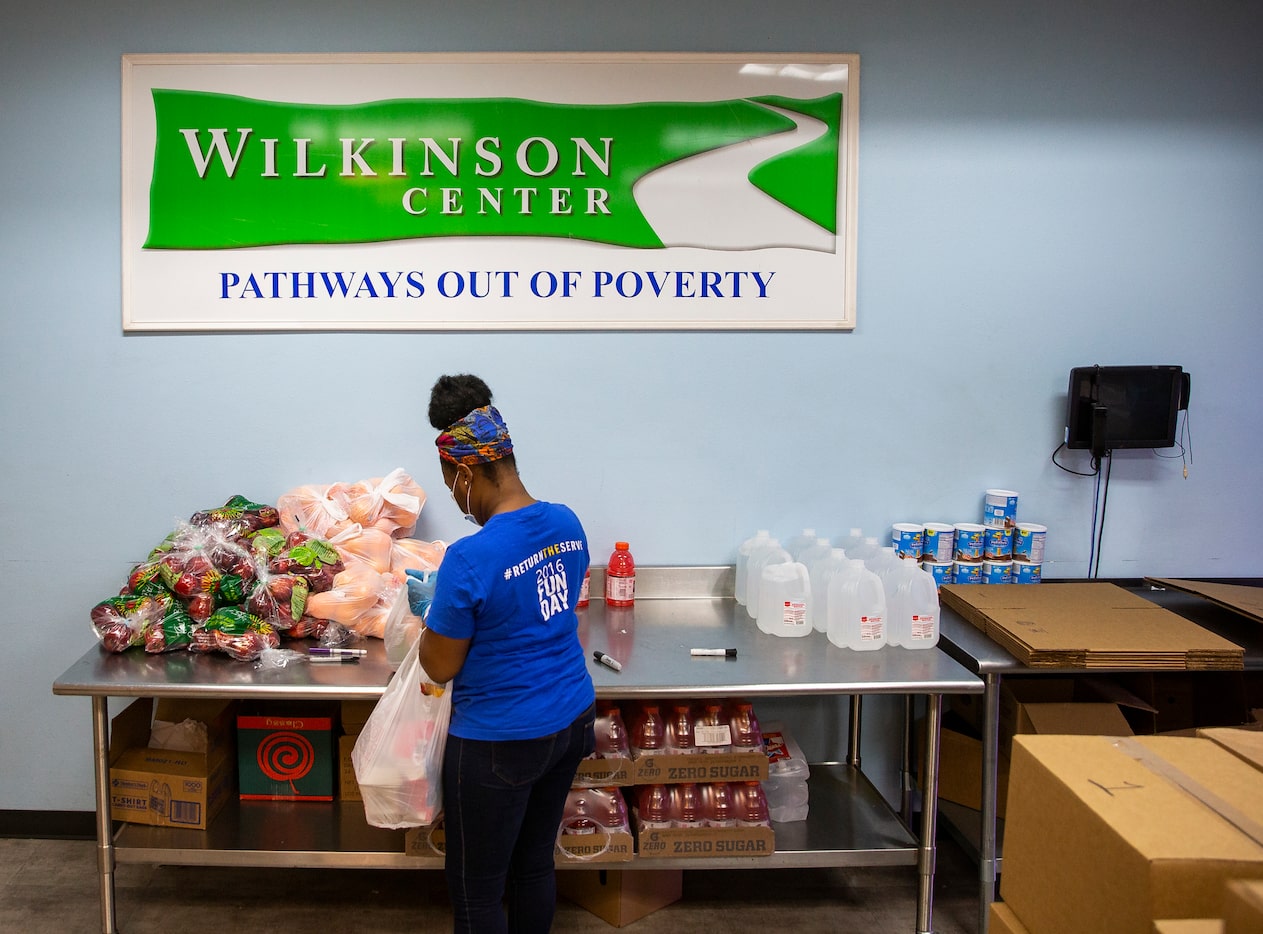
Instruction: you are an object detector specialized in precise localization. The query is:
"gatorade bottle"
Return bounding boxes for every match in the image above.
[730,701,763,748]
[637,785,672,830]
[631,704,665,757]
[668,702,696,754]
[704,782,737,827]
[605,542,635,607]
[577,568,591,608]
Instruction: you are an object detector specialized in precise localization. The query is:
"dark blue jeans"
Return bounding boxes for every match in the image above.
[442,704,596,934]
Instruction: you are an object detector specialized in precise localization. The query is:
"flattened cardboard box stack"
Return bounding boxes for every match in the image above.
[1000,732,1263,934]
[940,582,1244,670]
[1146,578,1263,624]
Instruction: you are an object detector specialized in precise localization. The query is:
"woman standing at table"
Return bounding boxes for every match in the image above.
[407,373,595,934]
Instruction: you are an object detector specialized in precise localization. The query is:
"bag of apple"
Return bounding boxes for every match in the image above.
[90,495,282,656]
[189,607,280,662]
[90,594,171,653]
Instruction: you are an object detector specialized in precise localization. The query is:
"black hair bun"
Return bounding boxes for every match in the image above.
[428,374,494,430]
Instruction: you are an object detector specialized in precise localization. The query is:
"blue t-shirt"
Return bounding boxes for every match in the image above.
[424,500,595,741]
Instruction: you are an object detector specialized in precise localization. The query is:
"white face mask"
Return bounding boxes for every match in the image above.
[449,474,479,525]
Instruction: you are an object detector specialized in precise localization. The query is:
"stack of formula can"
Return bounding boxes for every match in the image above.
[894,489,1047,587]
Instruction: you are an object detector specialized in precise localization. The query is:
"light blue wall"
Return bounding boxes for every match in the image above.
[2,1,1260,810]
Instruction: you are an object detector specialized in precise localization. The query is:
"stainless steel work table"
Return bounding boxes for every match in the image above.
[55,566,983,934]
[936,578,1263,934]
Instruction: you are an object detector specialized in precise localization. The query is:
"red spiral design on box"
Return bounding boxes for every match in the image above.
[257,731,314,794]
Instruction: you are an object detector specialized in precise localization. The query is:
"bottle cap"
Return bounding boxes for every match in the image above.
[615,541,629,549]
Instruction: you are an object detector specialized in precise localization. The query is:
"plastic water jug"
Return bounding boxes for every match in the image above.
[866,545,899,579]
[734,529,771,607]
[889,562,940,649]
[838,527,866,555]
[798,537,833,576]
[784,528,819,563]
[757,561,812,637]
[745,539,790,621]
[827,559,887,651]
[846,536,880,562]
[808,548,850,633]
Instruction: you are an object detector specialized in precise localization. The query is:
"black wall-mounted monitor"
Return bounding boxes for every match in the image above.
[1065,365,1187,456]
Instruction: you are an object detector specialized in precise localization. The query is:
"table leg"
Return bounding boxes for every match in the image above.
[917,693,942,934]
[92,696,119,934]
[979,674,1001,933]
[848,693,862,768]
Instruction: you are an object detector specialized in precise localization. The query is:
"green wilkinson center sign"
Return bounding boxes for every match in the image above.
[147,89,843,250]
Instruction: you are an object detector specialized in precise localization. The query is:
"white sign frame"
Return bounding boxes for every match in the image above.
[122,53,860,332]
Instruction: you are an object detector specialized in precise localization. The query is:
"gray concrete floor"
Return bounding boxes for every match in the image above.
[0,834,982,933]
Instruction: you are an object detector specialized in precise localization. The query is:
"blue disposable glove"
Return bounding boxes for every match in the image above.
[404,568,437,619]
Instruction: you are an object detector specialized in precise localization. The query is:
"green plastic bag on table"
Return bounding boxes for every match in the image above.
[143,605,199,654]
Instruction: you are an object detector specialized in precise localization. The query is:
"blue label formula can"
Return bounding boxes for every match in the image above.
[983,489,1019,529]
[953,561,983,584]
[982,559,1013,584]
[891,523,925,559]
[953,524,985,562]
[1013,562,1042,584]
[1014,524,1047,564]
[984,526,1014,560]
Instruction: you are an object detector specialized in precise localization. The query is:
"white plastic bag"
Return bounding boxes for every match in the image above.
[351,634,450,828]
[382,586,423,668]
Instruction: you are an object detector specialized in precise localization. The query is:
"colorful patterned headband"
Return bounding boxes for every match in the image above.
[435,405,514,465]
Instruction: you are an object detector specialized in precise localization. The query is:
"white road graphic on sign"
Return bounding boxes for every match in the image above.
[633,104,835,252]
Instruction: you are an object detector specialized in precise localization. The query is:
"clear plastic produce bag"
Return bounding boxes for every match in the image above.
[352,634,449,828]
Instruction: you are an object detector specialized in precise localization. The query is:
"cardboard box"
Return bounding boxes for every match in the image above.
[631,750,767,785]
[557,868,683,927]
[237,705,336,801]
[1224,879,1263,934]
[338,734,361,802]
[402,820,635,865]
[934,686,1131,818]
[340,699,376,735]
[108,698,236,831]
[572,755,634,787]
[1000,678,1145,751]
[989,901,1032,934]
[937,726,1011,818]
[404,820,446,858]
[634,823,775,859]
[1198,726,1263,773]
[1113,672,1249,735]
[556,829,636,864]
[941,582,1244,670]
[337,700,377,802]
[1002,735,1263,934]
[1152,922,1223,934]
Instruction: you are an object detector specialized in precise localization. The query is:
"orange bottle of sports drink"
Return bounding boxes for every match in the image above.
[605,542,635,607]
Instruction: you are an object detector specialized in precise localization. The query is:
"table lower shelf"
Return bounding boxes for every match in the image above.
[112,763,919,872]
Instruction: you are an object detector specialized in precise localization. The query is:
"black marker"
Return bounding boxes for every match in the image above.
[593,650,622,672]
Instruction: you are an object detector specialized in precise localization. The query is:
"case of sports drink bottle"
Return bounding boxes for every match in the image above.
[623,698,770,785]
[572,704,634,787]
[555,786,635,863]
[403,816,447,858]
[630,780,775,859]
